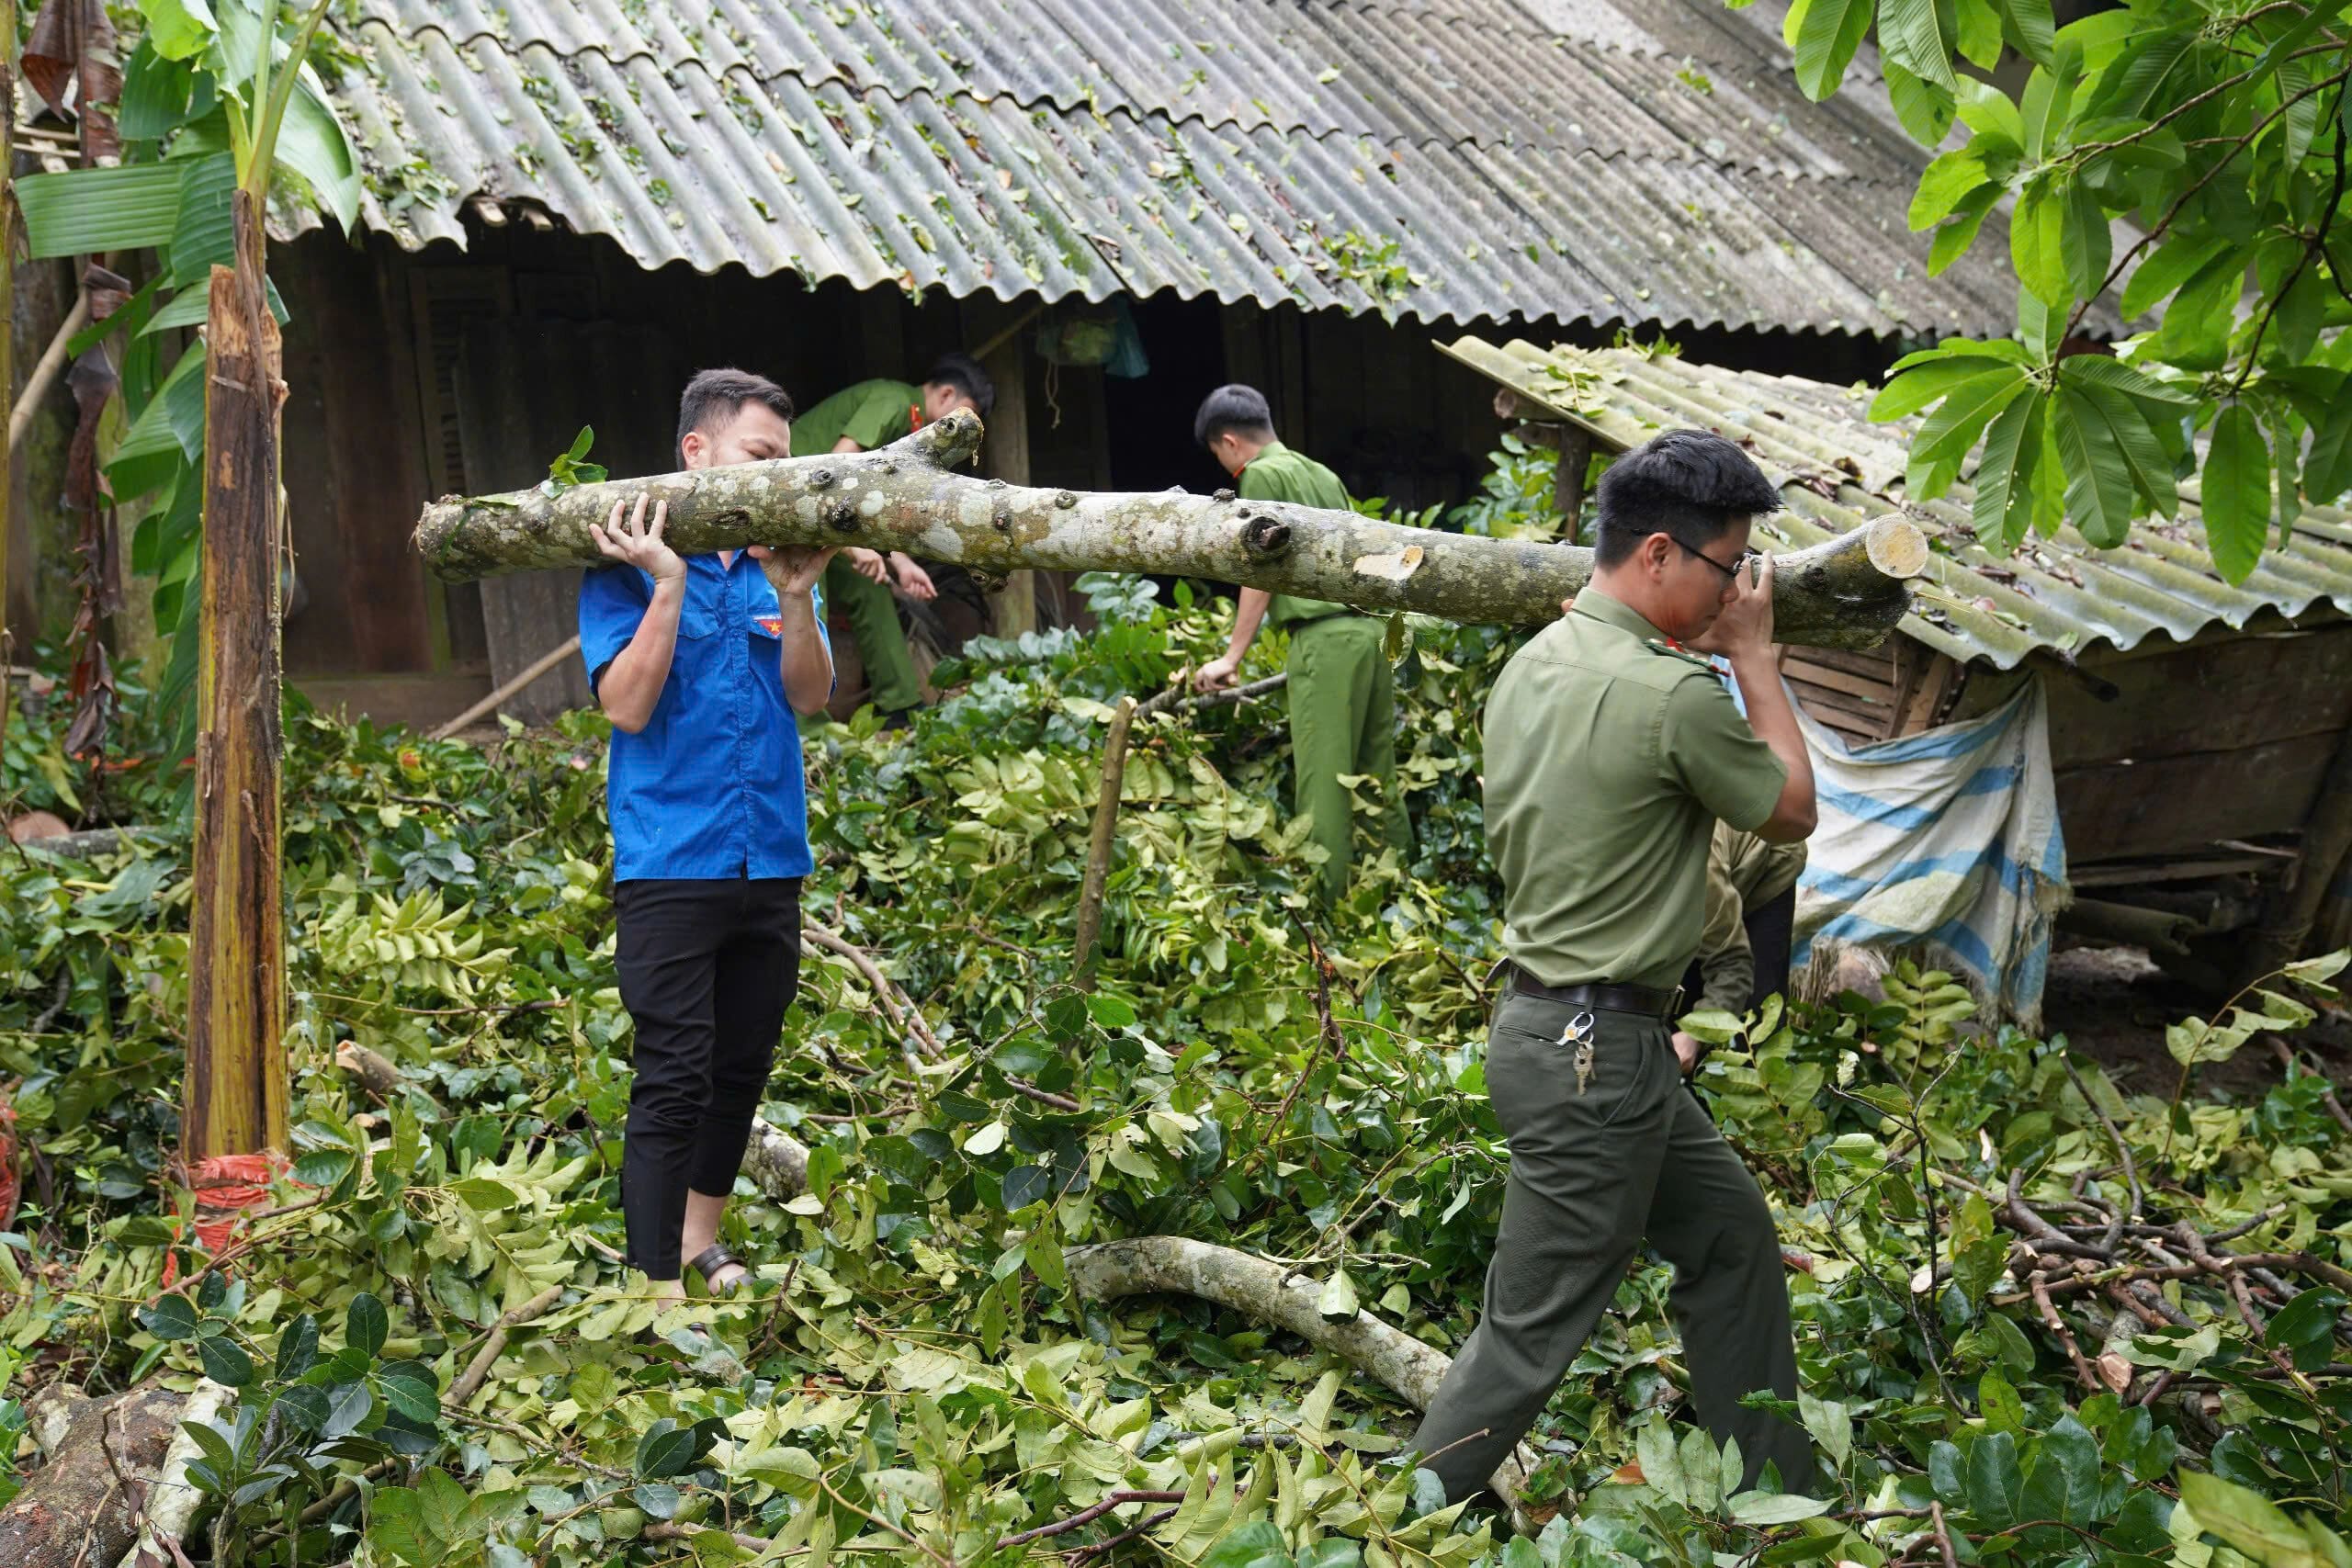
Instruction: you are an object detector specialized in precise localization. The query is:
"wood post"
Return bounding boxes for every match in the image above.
[1552,424,1591,541]
[976,310,1036,639]
[184,189,289,1157]
[1,10,16,724]
[1072,695,1137,987]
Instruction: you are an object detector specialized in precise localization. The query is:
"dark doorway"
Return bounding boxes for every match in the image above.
[1103,295,1229,497]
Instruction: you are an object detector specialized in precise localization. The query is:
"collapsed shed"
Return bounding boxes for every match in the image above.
[1448,336,2352,1018]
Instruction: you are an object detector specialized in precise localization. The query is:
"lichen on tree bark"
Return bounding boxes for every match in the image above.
[414,414,1925,650]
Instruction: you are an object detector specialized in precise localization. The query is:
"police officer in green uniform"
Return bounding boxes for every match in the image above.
[789,354,994,722]
[1410,429,1818,1505]
[1189,385,1411,901]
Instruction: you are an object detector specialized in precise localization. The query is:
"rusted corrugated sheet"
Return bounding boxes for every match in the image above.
[1442,336,2352,671]
[318,0,2022,333]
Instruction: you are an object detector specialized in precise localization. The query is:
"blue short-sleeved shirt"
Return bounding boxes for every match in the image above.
[578,551,828,883]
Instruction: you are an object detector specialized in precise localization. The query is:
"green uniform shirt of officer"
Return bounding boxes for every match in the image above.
[788,358,992,717]
[1408,428,1819,1509]
[1188,385,1409,901]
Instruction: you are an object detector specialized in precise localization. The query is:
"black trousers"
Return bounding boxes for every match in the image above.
[613,876,801,1278]
[1681,885,1798,1013]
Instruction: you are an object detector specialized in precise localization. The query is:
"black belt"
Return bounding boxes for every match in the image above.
[1507,965,1684,1020]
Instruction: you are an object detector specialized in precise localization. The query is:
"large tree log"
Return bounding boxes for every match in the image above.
[1065,1236,1538,1524]
[414,416,1925,649]
[0,1380,231,1568]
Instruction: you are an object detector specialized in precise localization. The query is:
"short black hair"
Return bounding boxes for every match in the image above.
[1193,383,1276,449]
[924,352,995,418]
[1590,428,1781,567]
[676,368,794,462]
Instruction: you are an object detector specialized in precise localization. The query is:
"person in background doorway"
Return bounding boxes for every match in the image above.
[1190,384,1411,901]
[577,367,835,1309]
[789,354,995,725]
[1679,821,1809,1059]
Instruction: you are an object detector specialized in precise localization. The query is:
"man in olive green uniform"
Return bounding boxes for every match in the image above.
[1190,385,1410,901]
[1686,822,1808,1015]
[790,354,995,720]
[1410,429,1818,1506]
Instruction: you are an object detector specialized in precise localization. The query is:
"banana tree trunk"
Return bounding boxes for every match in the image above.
[184,189,288,1157]
[415,416,1926,649]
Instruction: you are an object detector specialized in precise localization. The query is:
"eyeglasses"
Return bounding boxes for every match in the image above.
[1674,538,1756,584]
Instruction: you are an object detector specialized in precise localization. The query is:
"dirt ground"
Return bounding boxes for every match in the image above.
[2040,941,2352,1101]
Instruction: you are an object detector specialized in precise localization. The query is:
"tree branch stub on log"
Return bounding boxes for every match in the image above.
[414,415,1926,650]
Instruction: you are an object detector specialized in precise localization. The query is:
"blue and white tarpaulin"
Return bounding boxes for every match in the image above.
[1788,677,2070,1027]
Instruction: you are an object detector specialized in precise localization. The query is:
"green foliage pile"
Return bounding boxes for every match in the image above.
[1,554,2348,1566]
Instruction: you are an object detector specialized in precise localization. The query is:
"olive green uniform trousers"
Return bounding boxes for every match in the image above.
[1285,615,1411,901]
[823,555,922,716]
[1409,990,1813,1502]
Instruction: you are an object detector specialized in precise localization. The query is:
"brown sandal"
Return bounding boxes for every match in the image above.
[687,1243,749,1296]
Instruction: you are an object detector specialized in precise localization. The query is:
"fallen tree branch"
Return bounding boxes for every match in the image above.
[1064,1235,1532,1513]
[742,1117,811,1201]
[448,1284,566,1406]
[1073,695,1138,986]
[117,1381,232,1568]
[801,920,942,1059]
[414,416,1928,649]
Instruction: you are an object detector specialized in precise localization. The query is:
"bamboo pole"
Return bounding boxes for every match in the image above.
[6,287,83,454]
[429,634,581,739]
[183,187,288,1157]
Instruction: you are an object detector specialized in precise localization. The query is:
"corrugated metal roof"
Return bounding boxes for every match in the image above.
[342,0,1937,183]
[316,1,2023,333]
[1441,336,2352,671]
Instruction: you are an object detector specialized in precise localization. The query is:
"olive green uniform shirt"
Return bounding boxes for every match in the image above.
[1236,442,1351,628]
[1485,591,1789,990]
[1693,823,1810,1013]
[790,378,921,457]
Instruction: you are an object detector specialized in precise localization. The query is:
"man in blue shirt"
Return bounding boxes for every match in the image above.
[577,368,836,1307]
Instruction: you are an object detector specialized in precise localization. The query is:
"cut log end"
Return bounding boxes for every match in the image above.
[1862,516,1930,581]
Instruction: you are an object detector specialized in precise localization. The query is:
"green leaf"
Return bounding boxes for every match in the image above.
[198,1334,254,1386]
[140,1293,200,1341]
[1086,992,1137,1029]
[2011,173,2071,309]
[378,1360,442,1424]
[1977,1369,2027,1433]
[1317,1269,1359,1320]
[2052,387,2142,547]
[449,1177,519,1212]
[2059,355,2195,406]
[1953,0,2004,70]
[1874,356,2028,422]
[1883,60,1956,145]
[1001,1164,1049,1211]
[120,39,216,141]
[1972,390,2042,549]
[2265,1289,2346,1372]
[1952,76,2026,145]
[274,70,362,231]
[419,1466,469,1544]
[1203,1521,1289,1568]
[1729,1492,1835,1526]
[2178,1471,2335,1568]
[2203,404,2273,584]
[1879,0,1958,89]
[637,1419,701,1480]
[1997,0,2054,67]
[2073,380,2177,518]
[140,0,220,63]
[17,164,188,258]
[2059,178,2112,304]
[2146,251,2245,373]
[2120,234,2230,320]
[2018,1415,2101,1527]
[347,1292,390,1357]
[1909,367,2029,485]
[1909,148,1992,231]
[276,1313,320,1379]
[322,1380,374,1438]
[169,152,238,289]
[1783,0,1873,100]
[1929,186,2003,275]
[1964,1429,2025,1530]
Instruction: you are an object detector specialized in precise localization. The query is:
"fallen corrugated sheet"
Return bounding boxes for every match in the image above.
[1441,336,2352,671]
[322,3,2020,333]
